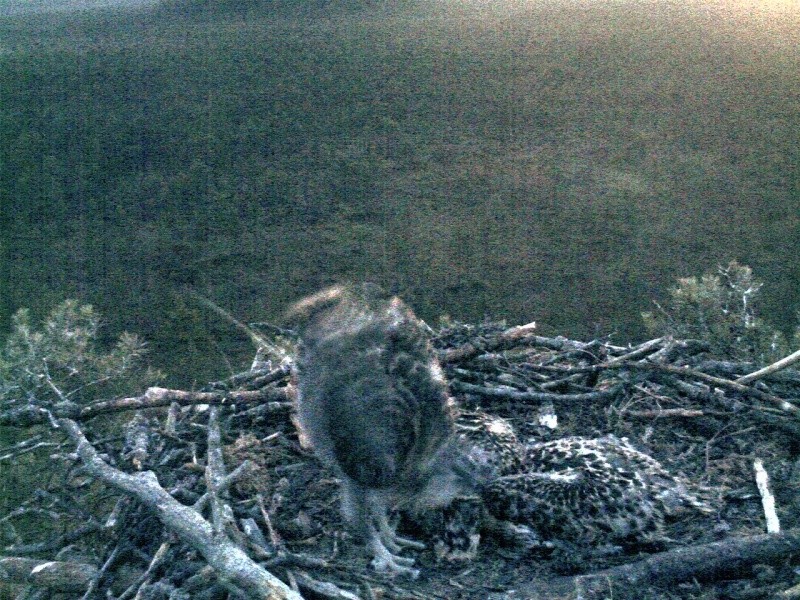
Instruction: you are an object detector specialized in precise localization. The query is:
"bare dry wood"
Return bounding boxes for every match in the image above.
[518,530,800,599]
[184,287,291,364]
[604,337,665,364]
[527,361,800,419]
[619,362,800,416]
[293,571,361,600]
[440,326,581,364]
[0,387,293,427]
[0,557,99,592]
[81,386,293,419]
[753,459,780,533]
[736,348,800,384]
[57,417,302,600]
[623,408,706,418]
[116,542,170,600]
[779,581,800,599]
[450,380,620,403]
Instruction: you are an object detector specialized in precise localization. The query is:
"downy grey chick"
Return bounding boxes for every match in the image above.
[415,408,531,561]
[287,283,481,577]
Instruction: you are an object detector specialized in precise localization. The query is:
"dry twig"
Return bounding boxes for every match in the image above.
[736,348,800,384]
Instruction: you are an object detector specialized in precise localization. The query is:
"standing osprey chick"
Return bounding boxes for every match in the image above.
[287,283,479,577]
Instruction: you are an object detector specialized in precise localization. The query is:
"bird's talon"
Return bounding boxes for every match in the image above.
[370,555,419,578]
[393,554,417,567]
[391,535,425,550]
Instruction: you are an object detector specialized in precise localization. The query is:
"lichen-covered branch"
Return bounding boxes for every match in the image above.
[0,386,292,427]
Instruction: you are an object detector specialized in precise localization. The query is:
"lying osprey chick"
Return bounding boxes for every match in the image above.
[287,283,480,577]
[484,435,715,548]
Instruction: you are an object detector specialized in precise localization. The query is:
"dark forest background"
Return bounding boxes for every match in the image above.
[1,0,798,387]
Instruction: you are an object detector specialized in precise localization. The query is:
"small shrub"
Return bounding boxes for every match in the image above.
[0,301,162,537]
[642,261,792,364]
[0,300,162,410]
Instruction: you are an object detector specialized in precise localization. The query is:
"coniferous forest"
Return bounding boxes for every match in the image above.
[1,0,798,387]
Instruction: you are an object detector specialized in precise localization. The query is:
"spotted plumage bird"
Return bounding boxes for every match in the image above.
[287,284,482,577]
[416,409,528,560]
[483,434,714,548]
[454,409,525,477]
[423,410,715,559]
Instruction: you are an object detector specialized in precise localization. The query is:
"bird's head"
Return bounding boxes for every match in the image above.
[401,437,494,514]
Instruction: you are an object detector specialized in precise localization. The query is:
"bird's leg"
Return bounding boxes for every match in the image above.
[374,507,426,551]
[363,490,420,577]
[341,482,419,577]
[367,526,420,578]
[339,479,365,531]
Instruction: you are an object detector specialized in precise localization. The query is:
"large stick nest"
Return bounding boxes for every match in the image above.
[2,320,800,599]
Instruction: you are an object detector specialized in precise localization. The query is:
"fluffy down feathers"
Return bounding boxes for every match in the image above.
[288,284,480,576]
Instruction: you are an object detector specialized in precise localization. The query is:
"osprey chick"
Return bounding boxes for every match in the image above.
[287,284,479,577]
[484,435,715,548]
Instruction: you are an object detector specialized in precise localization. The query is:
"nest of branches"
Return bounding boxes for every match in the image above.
[2,319,800,600]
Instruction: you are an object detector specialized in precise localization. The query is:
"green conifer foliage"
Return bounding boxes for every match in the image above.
[643,262,792,364]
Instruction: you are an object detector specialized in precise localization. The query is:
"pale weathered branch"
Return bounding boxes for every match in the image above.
[0,386,293,428]
[293,571,361,600]
[620,362,800,417]
[623,408,706,418]
[736,348,800,384]
[57,417,302,599]
[204,405,237,538]
[0,557,99,592]
[116,541,170,600]
[604,337,665,364]
[450,380,620,403]
[439,324,576,365]
[753,459,780,534]
[82,386,292,419]
[531,361,800,417]
[184,287,292,364]
[194,460,256,513]
[80,543,122,600]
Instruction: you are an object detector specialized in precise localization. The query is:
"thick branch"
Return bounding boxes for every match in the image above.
[57,418,302,600]
[82,386,292,418]
[0,386,293,427]
[519,530,800,599]
[450,380,620,403]
[736,348,800,384]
